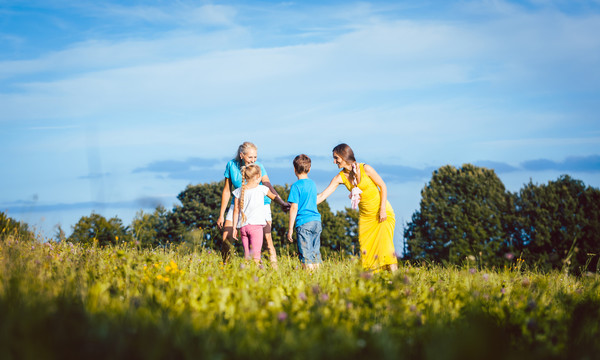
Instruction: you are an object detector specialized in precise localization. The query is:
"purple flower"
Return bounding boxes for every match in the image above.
[299,292,307,301]
[501,287,506,294]
[277,311,288,322]
[320,293,329,302]
[469,268,476,275]
[253,276,259,283]
[482,273,489,281]
[360,272,373,280]
[409,305,417,312]
[207,276,213,282]
[505,252,515,260]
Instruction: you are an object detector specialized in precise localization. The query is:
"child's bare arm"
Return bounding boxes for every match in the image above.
[267,190,289,209]
[232,197,240,240]
[287,203,298,243]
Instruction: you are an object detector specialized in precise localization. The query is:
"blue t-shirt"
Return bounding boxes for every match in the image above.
[287,178,321,228]
[224,159,271,205]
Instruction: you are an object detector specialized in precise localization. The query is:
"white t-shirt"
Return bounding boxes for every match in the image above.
[232,185,269,227]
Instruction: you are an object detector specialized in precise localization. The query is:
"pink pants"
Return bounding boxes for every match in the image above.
[240,225,264,262]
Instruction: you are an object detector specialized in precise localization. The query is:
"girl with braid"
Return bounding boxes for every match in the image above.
[231,164,287,263]
[217,142,288,265]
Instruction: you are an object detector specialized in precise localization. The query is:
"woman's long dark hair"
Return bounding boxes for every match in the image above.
[333,143,360,185]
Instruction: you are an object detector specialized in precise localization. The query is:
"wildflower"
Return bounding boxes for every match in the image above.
[298,292,307,301]
[277,311,288,322]
[371,324,382,333]
[482,273,489,281]
[360,272,373,280]
[501,287,506,294]
[469,268,476,274]
[522,278,531,287]
[505,253,515,260]
[320,293,329,302]
[311,285,321,295]
[467,255,476,261]
[253,276,259,282]
[240,263,246,270]
[409,305,417,312]
[207,276,213,282]
[403,275,410,284]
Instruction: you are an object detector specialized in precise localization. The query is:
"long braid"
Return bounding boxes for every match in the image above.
[239,166,248,225]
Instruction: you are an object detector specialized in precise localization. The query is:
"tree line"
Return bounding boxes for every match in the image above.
[404,164,600,273]
[2,164,598,273]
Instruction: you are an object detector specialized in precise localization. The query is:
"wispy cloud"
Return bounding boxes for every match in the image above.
[521,155,600,173]
[2,196,169,214]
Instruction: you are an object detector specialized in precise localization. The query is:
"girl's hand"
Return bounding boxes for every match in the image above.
[217,215,225,229]
[287,230,294,243]
[232,228,238,241]
[379,208,387,223]
[281,201,291,212]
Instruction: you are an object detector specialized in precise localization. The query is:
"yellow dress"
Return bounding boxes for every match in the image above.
[340,163,398,271]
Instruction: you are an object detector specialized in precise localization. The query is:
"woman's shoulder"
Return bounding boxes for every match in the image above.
[225,159,239,170]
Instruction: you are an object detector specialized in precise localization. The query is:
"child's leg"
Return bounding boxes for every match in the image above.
[312,221,323,265]
[263,205,278,264]
[247,225,264,263]
[295,223,310,267]
[240,226,251,261]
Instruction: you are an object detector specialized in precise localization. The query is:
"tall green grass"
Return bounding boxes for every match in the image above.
[1,238,598,359]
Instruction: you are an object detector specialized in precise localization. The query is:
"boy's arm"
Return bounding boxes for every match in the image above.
[287,203,298,242]
[232,197,240,240]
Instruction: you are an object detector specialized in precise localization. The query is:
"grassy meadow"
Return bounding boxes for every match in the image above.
[1,237,599,360]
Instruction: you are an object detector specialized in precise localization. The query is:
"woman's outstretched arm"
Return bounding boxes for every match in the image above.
[317,173,343,204]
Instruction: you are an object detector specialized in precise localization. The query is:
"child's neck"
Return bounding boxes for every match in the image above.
[245,179,260,188]
[296,173,309,180]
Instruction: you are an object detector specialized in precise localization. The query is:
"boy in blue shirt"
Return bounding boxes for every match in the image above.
[287,154,322,270]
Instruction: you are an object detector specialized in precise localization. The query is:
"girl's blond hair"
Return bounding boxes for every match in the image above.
[238,164,262,224]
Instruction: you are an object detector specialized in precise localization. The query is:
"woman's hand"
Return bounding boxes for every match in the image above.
[217,215,225,229]
[232,228,238,241]
[379,208,387,223]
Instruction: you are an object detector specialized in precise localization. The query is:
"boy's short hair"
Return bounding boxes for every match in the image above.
[293,154,311,174]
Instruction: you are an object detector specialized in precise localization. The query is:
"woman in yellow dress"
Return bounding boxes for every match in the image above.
[317,144,398,272]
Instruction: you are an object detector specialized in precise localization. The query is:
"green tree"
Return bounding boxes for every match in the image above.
[513,175,600,272]
[167,181,225,248]
[0,211,35,242]
[404,164,513,266]
[131,206,169,248]
[68,212,131,246]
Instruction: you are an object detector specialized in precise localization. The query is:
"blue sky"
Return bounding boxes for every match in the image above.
[1,0,599,251]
